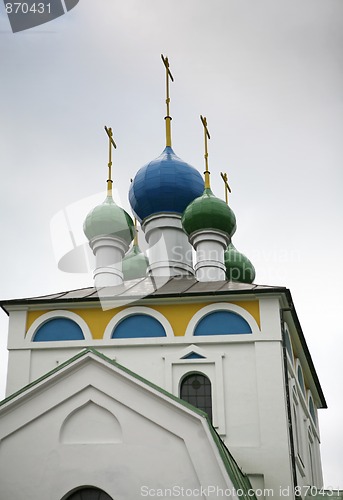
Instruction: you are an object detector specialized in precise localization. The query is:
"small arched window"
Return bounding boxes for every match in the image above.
[63,487,113,500]
[111,314,166,338]
[297,364,305,395]
[309,396,316,425]
[33,318,85,342]
[180,372,212,421]
[284,327,294,363]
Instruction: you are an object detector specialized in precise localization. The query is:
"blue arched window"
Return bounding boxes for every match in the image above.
[33,318,85,342]
[194,310,252,336]
[111,314,166,339]
[297,364,305,395]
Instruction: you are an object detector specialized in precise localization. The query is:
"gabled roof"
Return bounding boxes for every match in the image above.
[0,347,257,500]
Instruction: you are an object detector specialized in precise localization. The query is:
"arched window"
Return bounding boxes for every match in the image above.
[180,373,212,421]
[297,364,305,395]
[309,396,316,425]
[33,318,85,342]
[308,429,316,485]
[111,314,166,338]
[292,403,303,459]
[63,487,113,500]
[194,310,252,336]
[284,326,294,363]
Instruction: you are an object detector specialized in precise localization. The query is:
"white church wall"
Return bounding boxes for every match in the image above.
[0,355,237,500]
[226,341,294,497]
[2,293,325,497]
[5,349,31,397]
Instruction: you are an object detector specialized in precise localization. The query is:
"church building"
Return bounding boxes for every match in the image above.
[0,56,330,500]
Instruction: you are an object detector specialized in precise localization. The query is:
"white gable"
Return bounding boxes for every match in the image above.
[0,350,239,500]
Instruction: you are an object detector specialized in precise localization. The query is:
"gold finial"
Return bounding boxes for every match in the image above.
[161,54,174,148]
[220,172,232,204]
[200,115,211,189]
[104,126,117,196]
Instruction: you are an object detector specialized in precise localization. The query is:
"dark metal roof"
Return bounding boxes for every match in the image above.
[0,277,287,309]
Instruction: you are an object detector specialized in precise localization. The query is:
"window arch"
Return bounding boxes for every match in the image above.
[297,362,305,395]
[63,487,113,500]
[33,317,85,342]
[112,314,166,338]
[284,324,294,363]
[308,395,316,425]
[185,303,259,337]
[194,310,252,336]
[180,372,212,421]
[26,310,92,343]
[104,306,173,339]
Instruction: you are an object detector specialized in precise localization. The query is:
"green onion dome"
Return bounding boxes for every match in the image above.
[83,195,135,245]
[122,244,149,280]
[224,242,255,284]
[181,188,236,237]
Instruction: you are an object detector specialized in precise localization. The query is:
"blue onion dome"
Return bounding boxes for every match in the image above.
[129,146,205,223]
[182,188,236,237]
[122,244,149,280]
[224,242,255,284]
[84,195,135,245]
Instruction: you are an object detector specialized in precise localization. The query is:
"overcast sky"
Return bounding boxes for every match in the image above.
[0,0,342,487]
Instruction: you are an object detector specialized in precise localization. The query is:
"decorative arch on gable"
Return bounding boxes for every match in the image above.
[60,401,122,444]
[185,303,260,337]
[103,306,174,339]
[26,310,92,343]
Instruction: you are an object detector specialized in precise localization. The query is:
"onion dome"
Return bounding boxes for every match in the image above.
[182,188,236,237]
[129,146,204,223]
[122,244,149,280]
[83,195,135,245]
[224,242,255,284]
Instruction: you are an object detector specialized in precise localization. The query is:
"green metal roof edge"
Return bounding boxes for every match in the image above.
[0,347,256,497]
[0,348,90,407]
[103,351,257,498]
[85,348,210,418]
[0,347,210,417]
[206,424,257,500]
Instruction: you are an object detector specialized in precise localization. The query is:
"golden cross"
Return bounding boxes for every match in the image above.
[200,115,211,188]
[161,54,174,147]
[220,172,232,204]
[104,126,116,195]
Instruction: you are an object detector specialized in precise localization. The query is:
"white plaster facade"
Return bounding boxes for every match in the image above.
[2,288,325,499]
[0,351,239,500]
